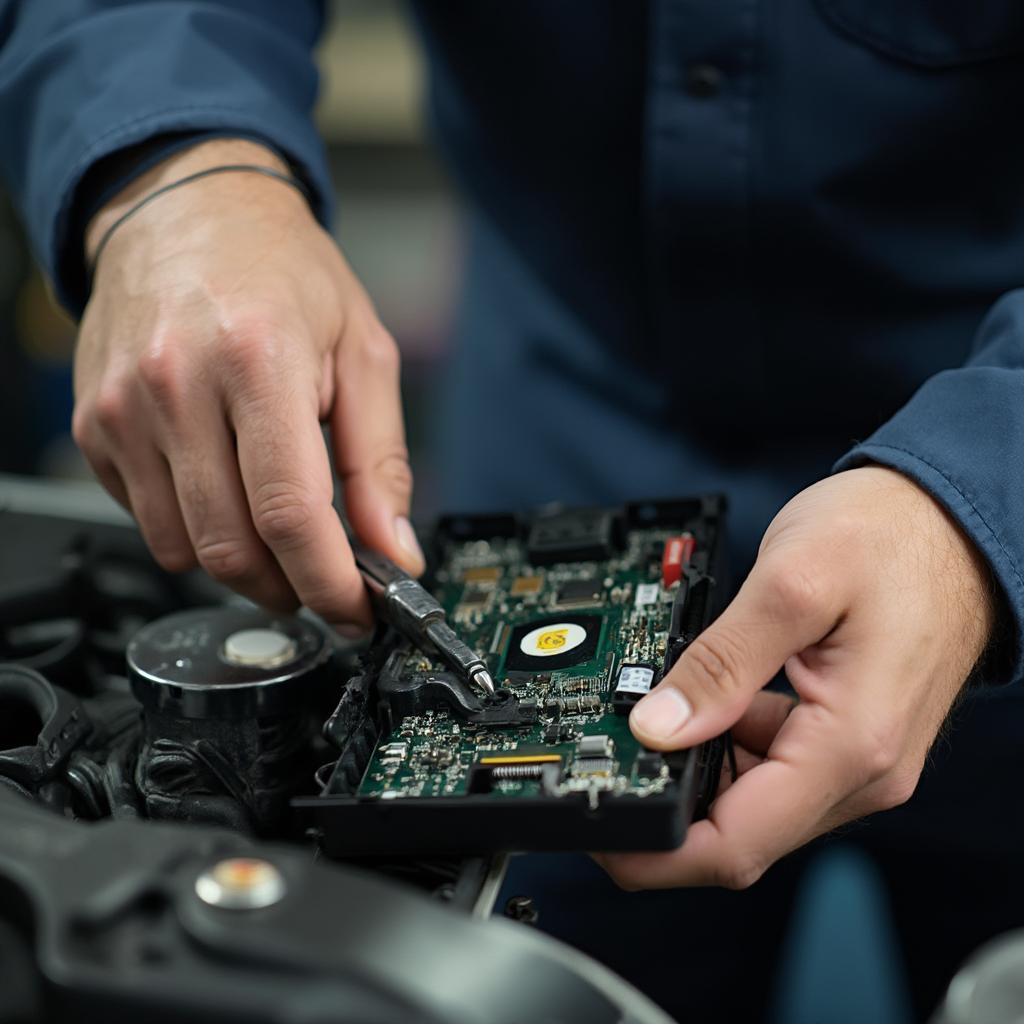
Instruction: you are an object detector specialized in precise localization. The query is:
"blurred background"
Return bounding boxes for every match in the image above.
[0,0,458,520]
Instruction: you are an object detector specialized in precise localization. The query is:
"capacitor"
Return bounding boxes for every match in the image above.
[661,532,696,588]
[127,606,330,719]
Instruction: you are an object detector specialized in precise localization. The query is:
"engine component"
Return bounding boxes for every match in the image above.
[128,607,330,833]
[0,786,677,1024]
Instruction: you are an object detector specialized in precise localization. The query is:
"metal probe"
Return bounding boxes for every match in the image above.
[345,531,496,696]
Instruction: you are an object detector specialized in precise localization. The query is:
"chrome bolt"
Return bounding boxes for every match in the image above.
[194,857,287,910]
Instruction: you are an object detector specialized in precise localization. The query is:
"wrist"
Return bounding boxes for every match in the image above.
[854,464,997,659]
[84,138,292,265]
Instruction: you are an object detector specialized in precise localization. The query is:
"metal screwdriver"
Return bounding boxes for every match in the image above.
[346,531,496,697]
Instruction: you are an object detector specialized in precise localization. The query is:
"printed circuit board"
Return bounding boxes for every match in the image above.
[304,497,726,855]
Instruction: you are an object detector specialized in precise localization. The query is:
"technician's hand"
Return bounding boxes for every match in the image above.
[73,139,424,628]
[599,466,995,890]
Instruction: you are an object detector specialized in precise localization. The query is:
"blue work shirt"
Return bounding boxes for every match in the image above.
[1,1,1023,678]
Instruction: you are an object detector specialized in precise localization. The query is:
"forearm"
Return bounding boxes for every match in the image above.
[0,0,330,316]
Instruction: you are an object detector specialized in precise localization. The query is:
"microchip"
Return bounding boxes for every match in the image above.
[505,615,602,672]
[462,566,502,587]
[526,508,620,564]
[459,585,491,608]
[573,757,613,777]
[635,750,664,777]
[460,585,491,606]
[510,575,544,597]
[555,578,603,608]
[543,723,577,744]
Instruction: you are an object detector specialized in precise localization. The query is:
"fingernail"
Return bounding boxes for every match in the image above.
[631,688,692,739]
[394,516,425,571]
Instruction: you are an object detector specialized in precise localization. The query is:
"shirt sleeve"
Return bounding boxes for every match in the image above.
[0,0,331,317]
[834,289,1024,683]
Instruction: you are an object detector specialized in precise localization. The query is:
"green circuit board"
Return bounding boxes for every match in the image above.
[355,509,714,806]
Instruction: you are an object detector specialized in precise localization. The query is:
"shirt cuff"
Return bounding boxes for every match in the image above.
[834,436,1022,684]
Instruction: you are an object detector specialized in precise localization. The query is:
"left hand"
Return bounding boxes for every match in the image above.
[597,466,996,890]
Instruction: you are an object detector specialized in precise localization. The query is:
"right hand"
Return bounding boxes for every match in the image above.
[73,139,424,629]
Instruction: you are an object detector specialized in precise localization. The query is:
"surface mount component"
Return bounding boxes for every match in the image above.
[555,578,604,608]
[526,508,621,564]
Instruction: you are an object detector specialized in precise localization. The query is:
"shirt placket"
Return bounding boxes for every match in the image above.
[645,0,764,414]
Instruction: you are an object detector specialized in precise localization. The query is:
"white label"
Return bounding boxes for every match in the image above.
[634,583,660,608]
[615,665,655,695]
[519,621,588,658]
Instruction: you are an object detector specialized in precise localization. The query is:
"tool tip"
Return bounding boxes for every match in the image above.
[473,668,496,696]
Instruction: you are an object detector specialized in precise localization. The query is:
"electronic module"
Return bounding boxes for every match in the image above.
[298,496,728,856]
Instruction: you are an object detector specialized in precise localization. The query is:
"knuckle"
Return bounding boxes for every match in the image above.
[715,853,766,891]
[765,566,827,621]
[70,405,94,449]
[683,630,746,703]
[151,544,197,574]
[251,485,316,547]
[218,319,286,381]
[358,326,401,375]
[93,382,131,435]
[375,448,414,498]
[876,765,920,810]
[137,338,186,411]
[194,537,255,583]
[855,718,903,785]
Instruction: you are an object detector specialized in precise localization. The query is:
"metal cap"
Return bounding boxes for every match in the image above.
[127,607,330,719]
[222,628,298,669]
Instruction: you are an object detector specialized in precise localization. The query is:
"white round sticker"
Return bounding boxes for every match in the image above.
[518,621,588,658]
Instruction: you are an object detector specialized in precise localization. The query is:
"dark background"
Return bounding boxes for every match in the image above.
[0,0,455,520]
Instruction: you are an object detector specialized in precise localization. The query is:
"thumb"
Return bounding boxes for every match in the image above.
[331,323,425,575]
[629,559,842,749]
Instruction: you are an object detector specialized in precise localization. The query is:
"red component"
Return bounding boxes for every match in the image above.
[661,532,696,588]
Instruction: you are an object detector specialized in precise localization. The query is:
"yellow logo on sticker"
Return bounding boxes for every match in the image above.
[536,628,568,651]
[519,621,588,659]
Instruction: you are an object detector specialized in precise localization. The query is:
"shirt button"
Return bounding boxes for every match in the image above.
[685,63,724,98]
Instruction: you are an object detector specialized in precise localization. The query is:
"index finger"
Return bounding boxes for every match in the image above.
[230,380,371,627]
[600,702,858,890]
